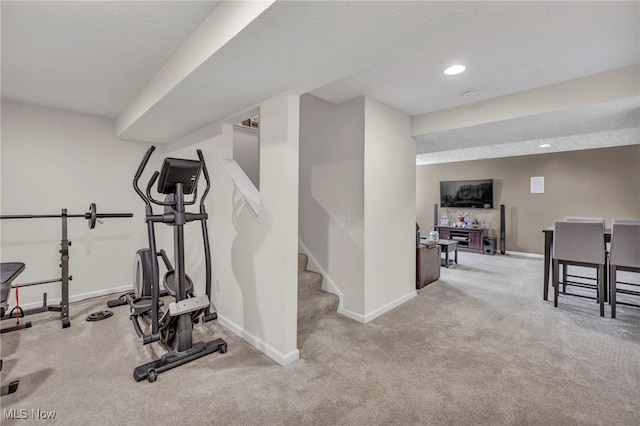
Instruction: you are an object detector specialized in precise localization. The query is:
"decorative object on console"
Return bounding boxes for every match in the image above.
[441,216,450,226]
[456,210,471,228]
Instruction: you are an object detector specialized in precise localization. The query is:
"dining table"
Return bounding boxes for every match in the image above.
[541,227,611,301]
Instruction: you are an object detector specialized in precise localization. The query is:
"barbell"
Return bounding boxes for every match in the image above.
[0,203,133,229]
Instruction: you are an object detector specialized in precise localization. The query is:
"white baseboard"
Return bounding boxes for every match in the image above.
[364,290,417,323]
[217,314,299,366]
[6,285,132,311]
[339,289,417,324]
[502,251,544,259]
[338,307,366,323]
[298,239,344,310]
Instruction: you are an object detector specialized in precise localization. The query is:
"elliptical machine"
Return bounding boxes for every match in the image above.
[126,146,226,382]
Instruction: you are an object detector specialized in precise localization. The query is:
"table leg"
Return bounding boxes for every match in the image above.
[543,232,552,301]
[454,247,458,265]
[445,250,450,268]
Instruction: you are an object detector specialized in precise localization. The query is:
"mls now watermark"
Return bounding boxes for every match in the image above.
[3,409,57,420]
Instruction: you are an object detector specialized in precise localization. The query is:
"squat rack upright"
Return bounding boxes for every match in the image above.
[0,203,132,332]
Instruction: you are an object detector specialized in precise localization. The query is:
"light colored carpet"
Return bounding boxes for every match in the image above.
[298,253,339,330]
[1,252,639,425]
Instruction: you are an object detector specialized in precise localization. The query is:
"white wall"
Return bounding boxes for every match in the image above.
[168,93,300,365]
[299,94,365,314]
[0,100,151,306]
[299,95,416,321]
[364,98,416,316]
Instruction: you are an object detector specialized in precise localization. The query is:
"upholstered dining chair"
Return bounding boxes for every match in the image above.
[553,220,606,316]
[609,219,640,318]
[561,217,606,296]
[610,219,640,225]
[564,217,606,223]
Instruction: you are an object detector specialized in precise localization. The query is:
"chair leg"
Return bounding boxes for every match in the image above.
[553,259,559,307]
[604,255,609,303]
[598,265,605,317]
[562,264,567,293]
[596,266,600,302]
[610,266,617,319]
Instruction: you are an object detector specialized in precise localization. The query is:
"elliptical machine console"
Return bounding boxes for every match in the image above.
[126,146,226,382]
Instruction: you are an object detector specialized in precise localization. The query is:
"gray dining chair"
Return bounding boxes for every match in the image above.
[561,217,606,296]
[610,219,640,225]
[564,217,605,223]
[553,221,606,316]
[609,219,640,318]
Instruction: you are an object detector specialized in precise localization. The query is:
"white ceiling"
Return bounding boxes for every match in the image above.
[2,1,639,162]
[1,1,220,118]
[416,96,640,164]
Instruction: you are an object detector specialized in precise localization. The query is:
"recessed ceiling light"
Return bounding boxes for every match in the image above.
[462,89,478,97]
[444,64,466,76]
[539,144,552,148]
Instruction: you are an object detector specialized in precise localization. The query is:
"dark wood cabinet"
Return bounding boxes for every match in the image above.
[435,226,486,254]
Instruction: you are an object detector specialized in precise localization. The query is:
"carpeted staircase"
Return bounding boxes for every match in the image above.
[298,253,339,329]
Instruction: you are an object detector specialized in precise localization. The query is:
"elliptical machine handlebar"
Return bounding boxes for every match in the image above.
[145,171,163,206]
[197,149,211,209]
[134,146,156,206]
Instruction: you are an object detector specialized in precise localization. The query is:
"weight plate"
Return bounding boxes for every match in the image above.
[88,203,97,229]
[86,310,113,321]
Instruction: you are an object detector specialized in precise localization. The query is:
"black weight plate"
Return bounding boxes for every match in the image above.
[88,203,97,229]
[86,310,113,321]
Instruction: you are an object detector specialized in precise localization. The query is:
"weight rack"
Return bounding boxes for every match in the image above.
[1,204,132,332]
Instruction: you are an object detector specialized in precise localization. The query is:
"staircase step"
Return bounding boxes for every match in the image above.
[298,290,339,329]
[298,270,323,293]
[297,251,337,329]
[298,253,308,274]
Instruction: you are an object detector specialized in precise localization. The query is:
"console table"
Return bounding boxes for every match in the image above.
[435,226,486,254]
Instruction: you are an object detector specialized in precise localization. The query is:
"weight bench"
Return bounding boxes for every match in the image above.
[1,262,24,396]
[1,262,32,333]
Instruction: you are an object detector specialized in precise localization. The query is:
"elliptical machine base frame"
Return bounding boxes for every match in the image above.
[133,338,227,382]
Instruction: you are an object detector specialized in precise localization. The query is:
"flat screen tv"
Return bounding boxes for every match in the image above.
[440,179,494,209]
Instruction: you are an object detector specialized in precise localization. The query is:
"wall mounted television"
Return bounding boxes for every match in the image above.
[440,179,494,209]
